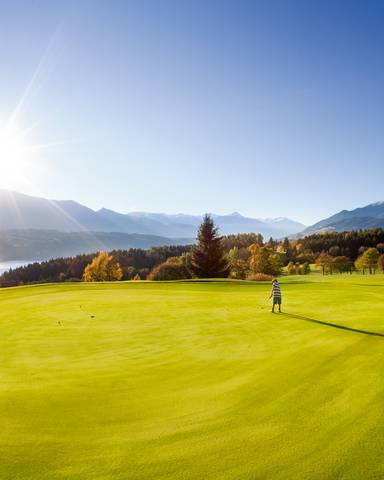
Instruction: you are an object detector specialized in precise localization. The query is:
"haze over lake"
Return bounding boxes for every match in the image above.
[0,260,35,274]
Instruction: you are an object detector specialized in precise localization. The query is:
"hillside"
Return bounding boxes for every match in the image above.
[303,202,384,235]
[0,229,191,261]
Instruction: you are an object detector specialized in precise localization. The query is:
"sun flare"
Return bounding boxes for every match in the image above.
[0,123,43,190]
[0,128,27,183]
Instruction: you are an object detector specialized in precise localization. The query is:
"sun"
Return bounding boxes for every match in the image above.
[0,124,35,189]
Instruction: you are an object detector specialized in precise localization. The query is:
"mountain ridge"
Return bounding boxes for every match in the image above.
[0,190,305,238]
[301,201,384,235]
[0,229,193,262]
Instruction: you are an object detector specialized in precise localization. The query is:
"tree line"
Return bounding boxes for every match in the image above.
[2,222,384,286]
[298,229,384,260]
[0,245,190,286]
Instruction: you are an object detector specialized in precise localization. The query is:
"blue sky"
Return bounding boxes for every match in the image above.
[0,0,383,225]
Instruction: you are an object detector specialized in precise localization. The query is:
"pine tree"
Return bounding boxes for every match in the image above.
[301,262,311,275]
[191,215,229,278]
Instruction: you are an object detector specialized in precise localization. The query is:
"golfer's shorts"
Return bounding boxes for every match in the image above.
[273,296,281,305]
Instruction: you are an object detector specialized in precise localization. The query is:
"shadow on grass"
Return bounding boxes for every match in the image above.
[281,313,384,338]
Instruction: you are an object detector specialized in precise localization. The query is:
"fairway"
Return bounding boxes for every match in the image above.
[1,276,384,479]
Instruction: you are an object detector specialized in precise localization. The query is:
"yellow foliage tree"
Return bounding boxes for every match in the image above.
[248,243,282,276]
[83,251,123,282]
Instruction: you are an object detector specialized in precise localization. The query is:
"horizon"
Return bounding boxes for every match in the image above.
[2,188,384,227]
[1,1,384,224]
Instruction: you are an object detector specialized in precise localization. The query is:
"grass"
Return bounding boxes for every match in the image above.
[1,274,384,479]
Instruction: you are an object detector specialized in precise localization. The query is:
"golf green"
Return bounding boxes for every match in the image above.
[1,275,384,479]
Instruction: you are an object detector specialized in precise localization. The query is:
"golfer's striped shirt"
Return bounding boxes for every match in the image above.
[272,282,281,298]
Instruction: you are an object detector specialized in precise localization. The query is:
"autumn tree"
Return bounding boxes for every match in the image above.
[249,244,270,274]
[315,252,333,275]
[355,254,366,274]
[191,215,229,278]
[377,254,384,272]
[355,248,379,274]
[248,244,282,276]
[270,252,284,276]
[83,251,123,282]
[361,248,380,274]
[331,256,353,274]
[228,246,248,279]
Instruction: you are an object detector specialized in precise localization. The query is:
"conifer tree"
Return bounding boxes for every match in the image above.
[191,215,229,278]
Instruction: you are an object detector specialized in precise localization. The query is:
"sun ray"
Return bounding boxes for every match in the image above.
[0,23,105,248]
[7,27,61,129]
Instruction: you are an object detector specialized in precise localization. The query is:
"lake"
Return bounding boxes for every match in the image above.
[0,260,38,274]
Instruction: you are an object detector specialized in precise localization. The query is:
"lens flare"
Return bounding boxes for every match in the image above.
[0,126,30,186]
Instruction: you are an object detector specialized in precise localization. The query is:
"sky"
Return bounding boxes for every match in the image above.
[0,0,383,225]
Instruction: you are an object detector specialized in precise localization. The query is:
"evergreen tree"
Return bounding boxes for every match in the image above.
[191,215,229,278]
[266,237,277,249]
[300,262,311,275]
[281,237,292,262]
[282,237,290,252]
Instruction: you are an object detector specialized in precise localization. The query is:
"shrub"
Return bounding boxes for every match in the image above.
[287,261,296,275]
[148,254,192,281]
[247,273,274,282]
[300,262,311,275]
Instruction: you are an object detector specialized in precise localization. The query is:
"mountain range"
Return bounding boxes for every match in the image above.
[0,230,191,262]
[1,190,384,262]
[301,202,384,235]
[0,190,305,239]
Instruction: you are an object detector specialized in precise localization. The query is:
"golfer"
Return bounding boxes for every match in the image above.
[269,278,282,313]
